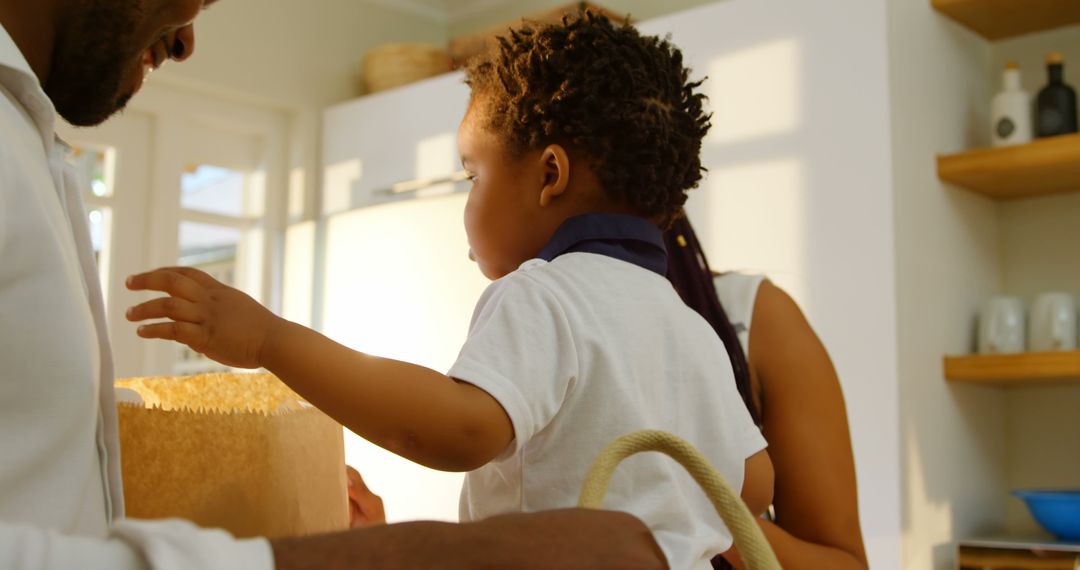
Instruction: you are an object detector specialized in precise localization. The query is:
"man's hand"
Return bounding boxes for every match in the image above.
[467,509,668,569]
[125,267,283,369]
[271,509,667,569]
[346,466,385,528]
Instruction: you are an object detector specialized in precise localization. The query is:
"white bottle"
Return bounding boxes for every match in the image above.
[992,61,1033,147]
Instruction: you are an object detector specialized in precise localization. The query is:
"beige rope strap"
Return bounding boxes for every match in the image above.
[578,430,782,570]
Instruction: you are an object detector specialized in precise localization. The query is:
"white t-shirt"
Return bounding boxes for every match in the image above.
[0,23,271,569]
[449,253,767,570]
[713,273,766,356]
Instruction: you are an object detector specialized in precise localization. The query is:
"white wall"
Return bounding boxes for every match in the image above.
[642,2,901,569]
[993,24,1080,534]
[886,2,1009,569]
[448,0,717,37]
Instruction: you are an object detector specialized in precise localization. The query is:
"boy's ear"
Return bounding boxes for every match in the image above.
[538,144,570,207]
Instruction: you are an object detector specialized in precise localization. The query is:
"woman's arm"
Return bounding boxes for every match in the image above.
[724,280,867,570]
[126,267,513,472]
[740,450,774,519]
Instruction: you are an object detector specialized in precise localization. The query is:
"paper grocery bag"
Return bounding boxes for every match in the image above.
[115,373,349,539]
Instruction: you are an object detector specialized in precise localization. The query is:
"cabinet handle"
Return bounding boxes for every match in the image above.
[376,170,470,197]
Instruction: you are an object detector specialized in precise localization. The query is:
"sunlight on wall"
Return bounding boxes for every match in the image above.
[323,159,363,215]
[283,221,316,327]
[705,39,802,146]
[691,36,809,308]
[692,158,808,301]
[322,192,489,522]
[288,167,306,221]
[903,424,953,570]
[245,170,267,218]
[237,226,264,301]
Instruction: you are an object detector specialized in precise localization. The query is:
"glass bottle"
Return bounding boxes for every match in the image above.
[1036,52,1078,137]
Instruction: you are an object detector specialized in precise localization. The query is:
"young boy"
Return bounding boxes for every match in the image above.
[127,14,772,569]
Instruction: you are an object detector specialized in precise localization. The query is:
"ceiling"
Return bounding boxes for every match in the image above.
[363,0,517,23]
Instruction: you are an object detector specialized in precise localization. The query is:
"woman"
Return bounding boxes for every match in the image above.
[665,216,868,570]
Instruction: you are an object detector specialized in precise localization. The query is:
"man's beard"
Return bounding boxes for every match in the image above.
[45,1,144,127]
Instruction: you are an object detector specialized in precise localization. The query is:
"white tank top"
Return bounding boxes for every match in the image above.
[713,272,774,522]
[712,273,766,357]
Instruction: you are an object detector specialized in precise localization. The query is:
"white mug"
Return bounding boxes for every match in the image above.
[1029,293,1077,352]
[978,297,1026,354]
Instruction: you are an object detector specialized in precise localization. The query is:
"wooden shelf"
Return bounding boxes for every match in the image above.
[931,0,1080,40]
[937,133,1080,200]
[960,536,1080,553]
[945,351,1080,385]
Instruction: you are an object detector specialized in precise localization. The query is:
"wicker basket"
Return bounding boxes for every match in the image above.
[361,43,451,95]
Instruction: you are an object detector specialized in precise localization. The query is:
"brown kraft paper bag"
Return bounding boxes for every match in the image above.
[115,372,349,539]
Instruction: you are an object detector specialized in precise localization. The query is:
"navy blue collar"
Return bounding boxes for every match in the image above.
[536,213,668,276]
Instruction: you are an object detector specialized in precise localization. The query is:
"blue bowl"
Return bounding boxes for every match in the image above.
[1013,490,1080,542]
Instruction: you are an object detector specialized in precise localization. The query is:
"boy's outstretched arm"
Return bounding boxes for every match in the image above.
[126,266,513,472]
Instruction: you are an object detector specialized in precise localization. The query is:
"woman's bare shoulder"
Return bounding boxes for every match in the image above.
[750,280,814,340]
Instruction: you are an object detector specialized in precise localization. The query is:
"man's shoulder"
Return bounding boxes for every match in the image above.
[0,82,48,164]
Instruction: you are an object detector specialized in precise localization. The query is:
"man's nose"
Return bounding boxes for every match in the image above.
[168,25,196,62]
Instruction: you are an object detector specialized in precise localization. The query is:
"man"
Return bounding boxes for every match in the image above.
[0,1,666,568]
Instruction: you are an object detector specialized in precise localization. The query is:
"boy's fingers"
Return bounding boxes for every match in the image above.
[348,488,386,527]
[126,297,203,324]
[126,270,204,302]
[153,266,219,288]
[345,466,386,526]
[346,466,370,492]
[136,321,209,349]
[362,492,385,521]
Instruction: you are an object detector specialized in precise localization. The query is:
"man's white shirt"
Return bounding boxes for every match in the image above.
[0,22,272,570]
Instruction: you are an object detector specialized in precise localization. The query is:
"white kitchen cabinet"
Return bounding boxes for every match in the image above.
[321,71,469,214]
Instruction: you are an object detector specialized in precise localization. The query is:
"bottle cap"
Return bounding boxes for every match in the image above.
[1005,61,1019,70]
[1046,52,1064,65]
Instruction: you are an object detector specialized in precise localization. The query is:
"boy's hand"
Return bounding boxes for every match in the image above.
[125,267,282,369]
[347,465,386,528]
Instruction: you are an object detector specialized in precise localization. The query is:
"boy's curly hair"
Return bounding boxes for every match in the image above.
[464,12,712,225]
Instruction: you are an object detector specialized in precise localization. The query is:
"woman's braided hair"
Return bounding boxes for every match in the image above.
[464,12,712,225]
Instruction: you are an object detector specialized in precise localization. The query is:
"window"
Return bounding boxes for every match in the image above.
[182,165,250,218]
[67,144,116,305]
[173,164,265,375]
[87,207,112,266]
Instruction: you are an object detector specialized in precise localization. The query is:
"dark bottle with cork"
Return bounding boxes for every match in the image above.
[1036,52,1078,137]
